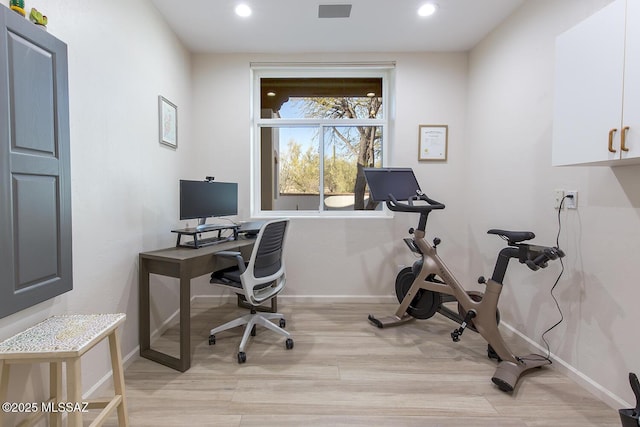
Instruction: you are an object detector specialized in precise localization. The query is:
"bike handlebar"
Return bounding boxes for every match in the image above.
[525,246,566,271]
[492,243,565,283]
[386,192,446,213]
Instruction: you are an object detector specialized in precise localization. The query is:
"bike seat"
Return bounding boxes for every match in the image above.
[487,229,535,243]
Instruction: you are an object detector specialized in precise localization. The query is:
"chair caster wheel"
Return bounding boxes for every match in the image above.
[208,335,216,345]
[285,338,294,350]
[279,318,286,328]
[238,352,246,363]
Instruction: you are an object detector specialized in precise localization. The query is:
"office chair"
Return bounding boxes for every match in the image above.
[208,218,293,363]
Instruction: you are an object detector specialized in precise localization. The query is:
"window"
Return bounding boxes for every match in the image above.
[252,64,393,216]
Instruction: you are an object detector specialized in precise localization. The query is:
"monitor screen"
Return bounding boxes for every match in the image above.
[364,168,421,202]
[179,180,238,220]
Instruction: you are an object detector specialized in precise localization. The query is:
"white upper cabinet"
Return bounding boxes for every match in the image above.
[623,0,640,161]
[552,0,640,166]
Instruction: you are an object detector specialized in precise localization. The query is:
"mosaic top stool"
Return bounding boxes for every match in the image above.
[0,313,128,427]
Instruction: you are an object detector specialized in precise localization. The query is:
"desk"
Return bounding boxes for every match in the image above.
[139,238,254,372]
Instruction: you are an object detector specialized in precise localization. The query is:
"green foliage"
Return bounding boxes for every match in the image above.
[324,153,356,194]
[279,140,360,195]
[279,140,319,194]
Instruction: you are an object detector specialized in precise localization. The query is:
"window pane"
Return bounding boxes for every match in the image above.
[260,126,320,211]
[261,78,383,119]
[323,126,382,211]
[255,68,391,216]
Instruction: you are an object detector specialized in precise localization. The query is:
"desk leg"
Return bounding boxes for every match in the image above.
[109,330,129,426]
[139,258,191,372]
[66,357,83,427]
[0,360,9,427]
[179,274,191,372]
[139,256,151,354]
[49,362,62,427]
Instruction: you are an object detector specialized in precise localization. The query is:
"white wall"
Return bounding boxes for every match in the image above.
[0,0,192,419]
[467,0,639,408]
[189,52,471,299]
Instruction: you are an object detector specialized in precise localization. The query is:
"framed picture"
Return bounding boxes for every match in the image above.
[418,124,448,161]
[159,95,177,148]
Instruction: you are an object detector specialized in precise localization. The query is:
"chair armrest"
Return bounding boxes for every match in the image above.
[215,251,246,274]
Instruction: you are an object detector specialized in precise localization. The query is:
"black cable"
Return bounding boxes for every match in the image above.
[539,195,569,361]
[520,196,570,364]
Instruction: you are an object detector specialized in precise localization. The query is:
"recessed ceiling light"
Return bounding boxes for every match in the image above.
[267,91,276,97]
[366,92,376,97]
[418,3,438,17]
[235,4,252,17]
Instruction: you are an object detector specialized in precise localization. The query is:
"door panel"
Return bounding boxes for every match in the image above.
[0,6,71,319]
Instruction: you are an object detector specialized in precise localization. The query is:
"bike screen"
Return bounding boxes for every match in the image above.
[364,168,422,202]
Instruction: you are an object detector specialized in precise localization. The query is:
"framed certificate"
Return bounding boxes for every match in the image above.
[418,125,448,161]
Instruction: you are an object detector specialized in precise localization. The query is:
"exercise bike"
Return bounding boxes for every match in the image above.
[364,168,565,392]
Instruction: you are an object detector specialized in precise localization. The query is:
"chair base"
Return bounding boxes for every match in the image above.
[209,311,292,358]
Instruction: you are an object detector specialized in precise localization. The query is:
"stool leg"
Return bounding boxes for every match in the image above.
[49,362,62,427]
[0,361,9,427]
[109,330,129,426]
[66,358,83,427]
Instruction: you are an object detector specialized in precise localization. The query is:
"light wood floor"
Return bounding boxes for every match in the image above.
[96,301,620,426]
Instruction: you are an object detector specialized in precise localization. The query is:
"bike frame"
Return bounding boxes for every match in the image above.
[399,228,519,364]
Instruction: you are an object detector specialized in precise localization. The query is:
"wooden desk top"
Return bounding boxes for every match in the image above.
[0,313,125,359]
[139,237,255,262]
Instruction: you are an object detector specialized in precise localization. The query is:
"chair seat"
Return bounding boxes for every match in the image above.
[211,267,273,290]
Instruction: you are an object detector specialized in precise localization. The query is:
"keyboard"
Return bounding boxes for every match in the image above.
[238,221,265,235]
[195,224,234,232]
[185,236,231,248]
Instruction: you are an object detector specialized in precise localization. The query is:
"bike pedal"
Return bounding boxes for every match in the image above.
[451,326,465,342]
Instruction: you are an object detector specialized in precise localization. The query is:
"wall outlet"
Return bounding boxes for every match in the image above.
[566,190,578,209]
[554,189,565,209]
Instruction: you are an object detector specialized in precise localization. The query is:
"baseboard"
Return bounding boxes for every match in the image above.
[84,344,140,400]
[85,300,192,400]
[500,321,630,410]
[194,294,398,305]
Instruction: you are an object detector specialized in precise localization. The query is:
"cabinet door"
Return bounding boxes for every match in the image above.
[0,7,72,318]
[622,0,640,160]
[552,0,626,166]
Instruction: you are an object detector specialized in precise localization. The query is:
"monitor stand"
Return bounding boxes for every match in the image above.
[171,225,239,248]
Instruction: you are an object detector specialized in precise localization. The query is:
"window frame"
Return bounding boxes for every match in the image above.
[250,63,394,218]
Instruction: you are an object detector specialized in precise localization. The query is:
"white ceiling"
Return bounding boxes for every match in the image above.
[151,0,525,54]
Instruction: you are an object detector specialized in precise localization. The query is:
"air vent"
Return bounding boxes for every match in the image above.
[318,4,352,18]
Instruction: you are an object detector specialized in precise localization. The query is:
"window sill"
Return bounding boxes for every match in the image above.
[251,210,393,220]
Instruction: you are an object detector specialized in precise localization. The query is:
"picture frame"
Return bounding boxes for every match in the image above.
[418,124,448,161]
[159,95,178,148]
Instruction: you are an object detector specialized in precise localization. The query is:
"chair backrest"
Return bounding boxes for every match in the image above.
[240,218,289,305]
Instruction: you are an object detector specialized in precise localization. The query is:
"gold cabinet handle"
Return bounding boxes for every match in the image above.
[608,128,618,153]
[621,126,630,152]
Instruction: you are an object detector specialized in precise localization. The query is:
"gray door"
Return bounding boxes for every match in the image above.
[0,6,72,318]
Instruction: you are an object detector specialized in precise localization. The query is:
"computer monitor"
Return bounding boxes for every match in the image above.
[179,180,238,224]
[363,168,421,202]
